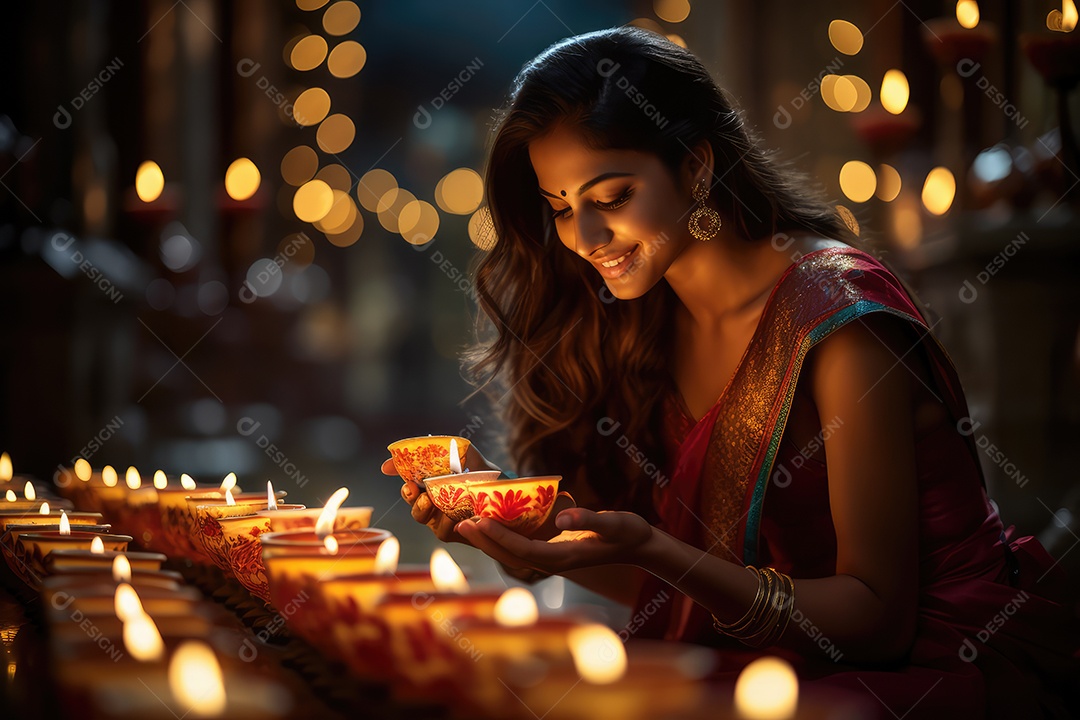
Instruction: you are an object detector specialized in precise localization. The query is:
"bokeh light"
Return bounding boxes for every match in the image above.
[314,163,353,192]
[296,0,329,10]
[290,35,328,71]
[469,206,498,251]
[845,75,871,112]
[325,212,364,247]
[398,199,440,245]
[323,1,361,35]
[828,19,864,55]
[881,70,910,115]
[435,168,484,214]
[356,169,398,212]
[293,179,334,222]
[281,146,319,186]
[224,158,260,201]
[327,41,367,78]
[839,161,877,203]
[653,0,690,23]
[316,114,356,154]
[956,0,980,29]
[876,164,902,202]
[314,190,356,234]
[376,187,418,233]
[135,161,165,203]
[921,167,956,215]
[293,88,331,126]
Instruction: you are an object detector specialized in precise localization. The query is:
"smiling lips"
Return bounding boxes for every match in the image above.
[595,245,640,279]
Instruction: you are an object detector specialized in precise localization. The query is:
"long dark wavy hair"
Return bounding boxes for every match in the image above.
[463,26,854,516]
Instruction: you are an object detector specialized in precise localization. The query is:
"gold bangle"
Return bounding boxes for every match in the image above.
[713,566,796,649]
[712,565,766,633]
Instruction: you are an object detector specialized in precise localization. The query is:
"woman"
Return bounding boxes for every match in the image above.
[383,27,1078,717]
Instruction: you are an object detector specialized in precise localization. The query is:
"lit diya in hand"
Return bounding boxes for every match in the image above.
[467,475,562,536]
[388,435,471,483]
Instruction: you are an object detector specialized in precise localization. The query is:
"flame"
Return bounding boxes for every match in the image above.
[125,466,142,490]
[23,481,35,501]
[880,69,909,115]
[123,612,165,662]
[4,490,14,502]
[266,481,278,511]
[153,470,168,490]
[59,511,70,535]
[430,548,470,593]
[315,487,350,538]
[169,641,227,716]
[39,501,50,515]
[74,459,92,481]
[91,536,105,554]
[1066,0,1078,30]
[323,535,339,554]
[495,587,539,627]
[568,624,627,684]
[113,555,132,582]
[114,582,144,621]
[102,465,118,487]
[181,474,197,490]
[449,438,462,474]
[225,487,236,506]
[220,472,237,491]
[374,537,400,575]
[135,161,165,203]
[0,452,11,481]
[956,0,979,29]
[734,656,799,720]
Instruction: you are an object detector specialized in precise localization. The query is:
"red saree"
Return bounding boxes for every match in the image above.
[632,247,1079,718]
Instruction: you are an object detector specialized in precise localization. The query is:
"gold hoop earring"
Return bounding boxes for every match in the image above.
[689,179,721,242]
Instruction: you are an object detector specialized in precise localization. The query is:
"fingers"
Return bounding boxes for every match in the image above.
[381,458,399,476]
[400,480,422,504]
[411,492,437,525]
[456,519,534,569]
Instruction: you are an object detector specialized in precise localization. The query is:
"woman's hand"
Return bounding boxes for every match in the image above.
[381,442,503,544]
[455,507,655,575]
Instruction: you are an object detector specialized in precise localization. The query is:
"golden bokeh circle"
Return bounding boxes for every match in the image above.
[356,169,398,212]
[828,19,864,55]
[839,161,877,203]
[281,146,320,186]
[327,41,367,78]
[314,163,353,192]
[323,1,361,35]
[376,188,418,233]
[293,88,331,127]
[399,200,440,245]
[469,206,498,251]
[290,35,328,71]
[316,114,356,154]
[293,179,334,222]
[436,168,484,215]
[224,158,261,201]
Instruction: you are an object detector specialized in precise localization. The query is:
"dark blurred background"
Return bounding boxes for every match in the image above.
[0,0,1077,582]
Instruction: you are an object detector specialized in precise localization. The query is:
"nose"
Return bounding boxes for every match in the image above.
[570,210,612,259]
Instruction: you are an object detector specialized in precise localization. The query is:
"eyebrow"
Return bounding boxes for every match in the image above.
[538,172,633,199]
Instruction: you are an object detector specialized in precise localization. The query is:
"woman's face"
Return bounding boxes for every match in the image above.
[528,125,702,300]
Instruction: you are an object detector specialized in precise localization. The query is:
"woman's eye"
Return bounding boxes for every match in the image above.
[552,206,572,220]
[596,188,633,210]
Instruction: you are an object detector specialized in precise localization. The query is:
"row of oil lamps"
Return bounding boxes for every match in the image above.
[0,440,847,720]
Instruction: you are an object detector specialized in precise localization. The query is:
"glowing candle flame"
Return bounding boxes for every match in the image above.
[267,481,278,511]
[114,582,144,621]
[430,548,470,593]
[449,438,462,474]
[374,537,400,575]
[124,612,165,662]
[220,472,237,491]
[39,501,50,515]
[315,487,350,538]
[734,656,799,720]
[59,511,70,535]
[74,459,92,481]
[4,490,14,502]
[91,536,105,554]
[956,0,979,29]
[323,535,339,554]
[169,641,227,716]
[1066,0,1079,31]
[102,466,118,487]
[0,453,11,481]
[23,481,35,501]
[568,624,627,684]
[135,161,165,203]
[880,69,909,115]
[225,487,236,506]
[113,554,132,583]
[495,587,539,627]
[180,474,196,490]
[153,470,168,490]
[125,466,142,490]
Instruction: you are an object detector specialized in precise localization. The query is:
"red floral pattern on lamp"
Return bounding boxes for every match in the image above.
[387,436,471,483]
[468,476,561,536]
